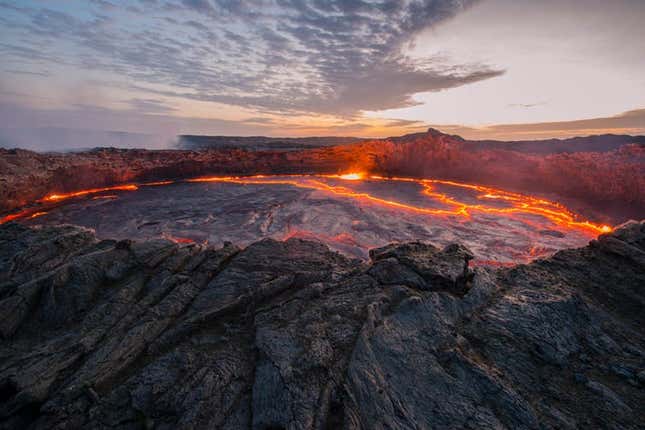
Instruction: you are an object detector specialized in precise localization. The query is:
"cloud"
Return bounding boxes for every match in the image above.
[507,101,548,109]
[180,0,216,14]
[2,69,50,77]
[125,98,177,114]
[243,116,277,124]
[0,0,502,117]
[383,118,427,128]
[89,0,117,11]
[0,100,430,146]
[431,108,645,140]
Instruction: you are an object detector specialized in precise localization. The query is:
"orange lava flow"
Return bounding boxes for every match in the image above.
[189,173,612,235]
[142,180,175,186]
[41,184,139,202]
[0,210,48,224]
[0,173,613,236]
[337,173,364,180]
[1,210,33,224]
[425,178,613,235]
[166,236,195,244]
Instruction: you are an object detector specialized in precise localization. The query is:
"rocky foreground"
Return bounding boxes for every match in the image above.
[0,221,644,429]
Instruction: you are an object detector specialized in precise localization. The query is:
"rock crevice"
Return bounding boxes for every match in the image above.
[0,221,644,429]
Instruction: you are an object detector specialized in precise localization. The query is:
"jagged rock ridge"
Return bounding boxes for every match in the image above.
[0,221,644,429]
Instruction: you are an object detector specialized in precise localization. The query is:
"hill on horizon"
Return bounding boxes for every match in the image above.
[179,128,645,154]
[1,125,644,155]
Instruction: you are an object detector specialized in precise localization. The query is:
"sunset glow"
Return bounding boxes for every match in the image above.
[1,0,644,146]
[0,3,642,428]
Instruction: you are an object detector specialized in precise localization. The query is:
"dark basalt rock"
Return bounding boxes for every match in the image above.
[368,242,474,294]
[0,221,644,429]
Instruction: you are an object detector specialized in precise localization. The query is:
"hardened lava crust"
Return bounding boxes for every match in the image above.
[0,220,644,429]
[2,129,644,221]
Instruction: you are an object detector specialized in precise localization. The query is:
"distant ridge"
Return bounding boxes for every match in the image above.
[466,133,645,154]
[3,125,643,155]
[180,128,645,155]
[178,134,364,151]
[0,127,171,152]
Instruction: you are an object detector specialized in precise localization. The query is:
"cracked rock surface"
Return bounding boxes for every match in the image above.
[0,221,644,429]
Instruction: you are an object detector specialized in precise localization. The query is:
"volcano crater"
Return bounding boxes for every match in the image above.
[12,174,608,264]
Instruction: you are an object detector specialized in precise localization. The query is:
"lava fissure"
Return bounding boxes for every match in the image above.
[1,173,612,237]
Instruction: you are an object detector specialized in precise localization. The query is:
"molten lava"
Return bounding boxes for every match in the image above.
[41,185,139,202]
[143,180,175,186]
[1,173,612,238]
[0,209,48,224]
[337,173,364,180]
[165,235,196,244]
[187,174,612,235]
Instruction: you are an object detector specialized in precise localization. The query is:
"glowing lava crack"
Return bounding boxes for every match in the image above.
[187,174,612,236]
[1,173,611,238]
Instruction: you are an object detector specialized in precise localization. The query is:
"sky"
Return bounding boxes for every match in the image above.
[1,0,644,147]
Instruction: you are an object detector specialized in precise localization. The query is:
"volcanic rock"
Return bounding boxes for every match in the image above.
[0,221,644,429]
[368,242,473,294]
[2,129,644,221]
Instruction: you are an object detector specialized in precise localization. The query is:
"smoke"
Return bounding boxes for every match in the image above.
[0,127,177,152]
[0,100,280,152]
